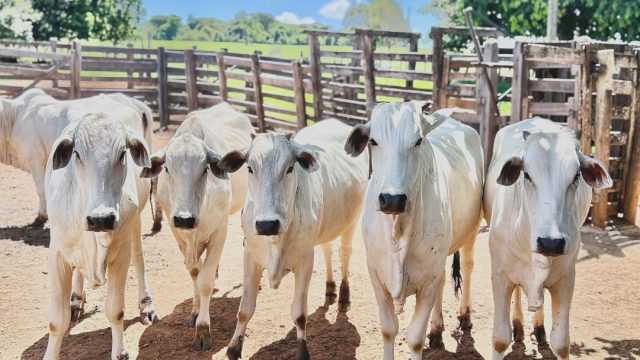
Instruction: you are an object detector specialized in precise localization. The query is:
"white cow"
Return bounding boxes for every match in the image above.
[484,118,612,360]
[344,102,484,360]
[140,102,254,350]
[44,110,153,360]
[219,119,369,360]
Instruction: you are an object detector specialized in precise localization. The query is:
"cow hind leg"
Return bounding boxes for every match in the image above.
[511,286,525,343]
[292,254,313,360]
[227,254,262,360]
[150,177,162,232]
[320,243,336,306]
[337,223,355,312]
[29,157,48,226]
[43,251,73,360]
[70,269,86,322]
[130,217,156,325]
[427,270,445,349]
[458,236,475,331]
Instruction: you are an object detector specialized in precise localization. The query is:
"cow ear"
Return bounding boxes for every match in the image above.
[345,124,370,157]
[52,137,75,170]
[420,111,448,135]
[497,156,523,186]
[579,155,613,189]
[219,150,247,173]
[140,151,165,178]
[294,147,319,173]
[127,135,151,168]
[206,148,228,180]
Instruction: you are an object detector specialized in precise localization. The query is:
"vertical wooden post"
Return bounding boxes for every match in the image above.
[184,48,198,111]
[216,50,228,101]
[251,52,265,132]
[49,37,58,88]
[405,35,419,101]
[623,50,640,225]
[592,49,615,227]
[292,60,307,129]
[478,39,499,172]
[308,32,323,121]
[360,30,376,118]
[579,44,594,154]
[511,41,529,122]
[126,43,134,89]
[69,40,82,99]
[430,28,444,109]
[156,46,169,128]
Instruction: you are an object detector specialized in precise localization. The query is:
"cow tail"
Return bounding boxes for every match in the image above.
[452,251,462,299]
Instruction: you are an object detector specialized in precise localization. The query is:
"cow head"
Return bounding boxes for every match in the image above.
[497,130,612,256]
[345,102,445,214]
[51,113,150,232]
[140,133,228,230]
[219,132,319,236]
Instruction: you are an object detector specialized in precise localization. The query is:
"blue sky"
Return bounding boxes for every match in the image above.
[142,0,439,34]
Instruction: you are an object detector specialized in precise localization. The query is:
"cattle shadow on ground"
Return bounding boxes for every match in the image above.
[570,341,597,357]
[21,318,137,360]
[595,337,640,359]
[503,341,556,360]
[579,220,640,262]
[250,305,361,360]
[136,293,240,360]
[0,224,49,247]
[422,330,483,360]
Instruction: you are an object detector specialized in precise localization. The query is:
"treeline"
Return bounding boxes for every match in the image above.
[137,12,351,46]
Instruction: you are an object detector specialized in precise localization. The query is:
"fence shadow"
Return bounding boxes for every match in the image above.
[136,293,240,360]
[250,305,361,360]
[595,337,640,359]
[0,224,50,247]
[422,329,483,360]
[579,220,640,262]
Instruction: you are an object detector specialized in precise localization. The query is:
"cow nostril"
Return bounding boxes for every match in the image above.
[378,194,387,207]
[87,216,95,227]
[537,237,566,255]
[255,220,280,235]
[174,216,196,229]
[379,193,408,213]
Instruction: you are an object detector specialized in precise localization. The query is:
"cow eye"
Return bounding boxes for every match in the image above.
[119,150,127,163]
[286,166,294,174]
[414,138,423,147]
[370,139,378,146]
[247,166,253,174]
[524,172,532,182]
[203,167,208,176]
[164,165,168,173]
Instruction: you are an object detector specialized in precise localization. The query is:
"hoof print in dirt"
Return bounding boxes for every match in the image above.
[458,313,473,332]
[193,324,212,351]
[324,281,337,306]
[533,325,547,345]
[427,331,444,349]
[296,339,310,360]
[513,320,525,343]
[226,336,243,360]
[188,313,199,327]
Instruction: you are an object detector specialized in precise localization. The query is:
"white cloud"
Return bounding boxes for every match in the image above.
[276,11,316,25]
[319,0,352,21]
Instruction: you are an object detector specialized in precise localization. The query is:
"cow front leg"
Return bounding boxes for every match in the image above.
[533,307,546,344]
[491,270,514,360]
[193,229,226,351]
[130,217,156,325]
[106,250,131,360]
[511,286,524,343]
[320,243,336,306]
[427,270,445,348]
[292,252,313,360]
[458,238,475,330]
[227,253,262,360]
[407,275,439,360]
[370,269,398,360]
[44,250,73,360]
[70,268,86,321]
[338,223,355,312]
[549,270,575,360]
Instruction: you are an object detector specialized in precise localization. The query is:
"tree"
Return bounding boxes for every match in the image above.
[343,0,411,32]
[148,15,181,40]
[0,0,42,39]
[31,0,142,43]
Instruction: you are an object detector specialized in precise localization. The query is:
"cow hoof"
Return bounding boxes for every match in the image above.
[115,350,129,360]
[338,300,351,313]
[70,304,84,322]
[139,297,157,325]
[226,336,243,360]
[458,313,473,332]
[533,325,547,345]
[188,313,198,328]
[151,220,162,232]
[193,323,212,351]
[325,281,337,306]
[513,319,525,343]
[427,331,444,349]
[338,281,350,312]
[31,215,47,228]
[296,339,310,360]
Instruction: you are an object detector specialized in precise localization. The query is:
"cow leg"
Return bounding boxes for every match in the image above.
[130,216,156,325]
[193,228,226,351]
[407,279,439,360]
[43,250,72,360]
[150,177,162,232]
[548,270,574,360]
[292,252,313,360]
[70,268,86,321]
[491,270,514,360]
[533,307,546,344]
[458,238,475,330]
[28,156,48,226]
[338,223,355,312]
[321,243,336,306]
[370,270,398,360]
[188,263,201,327]
[511,286,524,343]
[227,253,262,360]
[427,270,445,348]
[106,248,131,360]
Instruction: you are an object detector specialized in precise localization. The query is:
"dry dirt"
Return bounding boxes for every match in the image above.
[1,131,639,359]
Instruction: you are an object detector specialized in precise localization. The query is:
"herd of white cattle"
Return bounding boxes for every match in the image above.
[0,89,612,360]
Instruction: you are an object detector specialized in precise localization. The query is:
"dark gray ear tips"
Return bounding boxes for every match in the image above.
[421,100,433,115]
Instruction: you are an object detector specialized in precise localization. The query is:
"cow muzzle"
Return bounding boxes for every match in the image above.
[535,237,566,256]
[255,220,281,236]
[174,215,197,229]
[378,193,408,214]
[86,214,116,232]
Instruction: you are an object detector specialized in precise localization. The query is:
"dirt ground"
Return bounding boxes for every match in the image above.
[1,132,639,359]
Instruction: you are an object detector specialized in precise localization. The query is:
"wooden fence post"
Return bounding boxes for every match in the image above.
[511,41,528,123]
[49,37,58,88]
[478,39,499,172]
[69,39,82,99]
[592,49,615,227]
[156,46,169,128]
[184,48,198,111]
[405,34,419,101]
[126,43,134,89]
[360,30,376,118]
[430,28,444,109]
[578,44,594,153]
[251,52,265,132]
[623,50,640,225]
[308,32,323,121]
[216,50,228,101]
[292,60,307,129]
